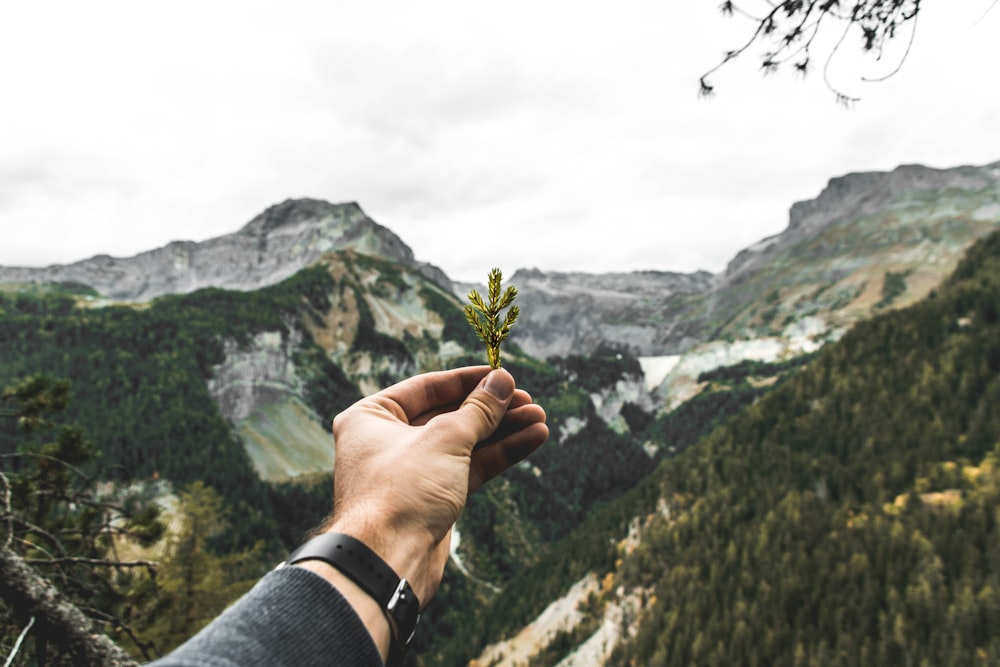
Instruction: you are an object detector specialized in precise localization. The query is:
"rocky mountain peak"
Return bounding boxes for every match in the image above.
[723,161,1000,283]
[0,199,449,301]
[240,199,365,236]
[508,268,714,358]
[786,162,1000,235]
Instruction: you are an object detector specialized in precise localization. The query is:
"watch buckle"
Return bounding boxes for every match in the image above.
[387,579,420,644]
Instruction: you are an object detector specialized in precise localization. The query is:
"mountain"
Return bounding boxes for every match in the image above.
[505,269,713,360]
[505,161,1000,360]
[2,158,999,664]
[3,161,996,364]
[453,227,1000,667]
[0,251,475,483]
[702,161,1000,341]
[0,242,657,607]
[0,199,451,301]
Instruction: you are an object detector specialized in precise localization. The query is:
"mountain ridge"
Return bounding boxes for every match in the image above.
[3,158,999,665]
[721,161,1000,284]
[2,159,998,370]
[455,227,1000,667]
[0,199,451,301]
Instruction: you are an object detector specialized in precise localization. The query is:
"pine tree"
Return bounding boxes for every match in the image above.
[133,481,265,657]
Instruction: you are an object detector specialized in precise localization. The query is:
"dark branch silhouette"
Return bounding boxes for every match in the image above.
[702,0,923,102]
[1,376,163,664]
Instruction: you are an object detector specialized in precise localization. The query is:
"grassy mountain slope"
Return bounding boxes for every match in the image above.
[460,229,1000,666]
[422,357,814,665]
[0,263,353,551]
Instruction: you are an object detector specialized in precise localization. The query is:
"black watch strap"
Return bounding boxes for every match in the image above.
[279,532,420,666]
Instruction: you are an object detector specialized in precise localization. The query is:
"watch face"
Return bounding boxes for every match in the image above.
[387,579,421,645]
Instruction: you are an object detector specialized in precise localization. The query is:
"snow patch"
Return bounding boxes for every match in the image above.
[638,355,681,391]
[590,376,653,428]
[653,329,828,411]
[558,416,587,443]
[450,526,472,578]
[973,202,1000,221]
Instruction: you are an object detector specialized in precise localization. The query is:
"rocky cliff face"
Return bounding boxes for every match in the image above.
[502,269,713,359]
[0,199,451,301]
[700,161,1000,346]
[206,328,337,480]
[197,250,478,481]
[722,162,1000,284]
[208,329,307,424]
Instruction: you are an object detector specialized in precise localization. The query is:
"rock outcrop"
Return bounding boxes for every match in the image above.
[505,269,714,359]
[722,161,1000,284]
[700,161,1000,345]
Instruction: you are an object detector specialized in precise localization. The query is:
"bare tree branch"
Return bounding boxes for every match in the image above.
[24,557,158,572]
[972,0,999,27]
[3,615,35,667]
[862,9,919,83]
[0,473,11,552]
[703,0,923,102]
[78,607,158,662]
[10,519,70,558]
[824,11,861,106]
[0,452,94,485]
[0,547,139,666]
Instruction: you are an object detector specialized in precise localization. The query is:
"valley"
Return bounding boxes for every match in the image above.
[1,159,998,665]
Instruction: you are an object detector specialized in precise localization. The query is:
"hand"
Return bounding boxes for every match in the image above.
[322,366,548,605]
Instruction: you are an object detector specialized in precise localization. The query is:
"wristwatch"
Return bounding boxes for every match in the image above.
[278,532,420,666]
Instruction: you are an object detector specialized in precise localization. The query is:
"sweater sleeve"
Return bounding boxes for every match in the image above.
[147,566,385,667]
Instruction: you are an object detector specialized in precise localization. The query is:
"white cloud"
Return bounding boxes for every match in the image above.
[0,0,998,282]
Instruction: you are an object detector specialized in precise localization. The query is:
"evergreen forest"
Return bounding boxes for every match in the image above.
[0,253,665,662]
[3,228,1000,664]
[440,229,1000,666]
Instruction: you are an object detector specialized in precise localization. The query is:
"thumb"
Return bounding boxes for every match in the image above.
[439,369,515,447]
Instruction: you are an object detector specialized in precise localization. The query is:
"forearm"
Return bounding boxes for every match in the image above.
[147,567,384,667]
[293,560,393,661]
[289,521,445,665]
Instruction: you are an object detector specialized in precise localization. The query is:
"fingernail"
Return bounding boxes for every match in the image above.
[482,369,514,401]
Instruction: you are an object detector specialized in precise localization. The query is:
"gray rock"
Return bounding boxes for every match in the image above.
[0,199,452,300]
[506,269,713,359]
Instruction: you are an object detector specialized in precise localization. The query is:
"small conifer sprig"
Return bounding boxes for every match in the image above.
[465,268,519,369]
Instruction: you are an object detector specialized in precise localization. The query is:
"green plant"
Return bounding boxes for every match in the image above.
[464,268,519,369]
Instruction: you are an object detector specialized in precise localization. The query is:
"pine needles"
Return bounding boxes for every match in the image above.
[464,268,519,369]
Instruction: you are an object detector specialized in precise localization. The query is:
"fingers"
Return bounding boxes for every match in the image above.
[409,388,535,427]
[456,368,516,441]
[474,402,546,449]
[426,369,517,450]
[468,419,549,493]
[342,366,548,472]
[376,366,493,423]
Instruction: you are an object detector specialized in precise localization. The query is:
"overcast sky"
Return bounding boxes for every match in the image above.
[2,1,998,283]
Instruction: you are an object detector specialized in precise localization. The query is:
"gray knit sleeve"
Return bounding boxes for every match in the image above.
[147,566,384,667]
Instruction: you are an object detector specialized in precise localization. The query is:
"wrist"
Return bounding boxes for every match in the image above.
[322,519,440,605]
[284,531,423,667]
[294,560,392,658]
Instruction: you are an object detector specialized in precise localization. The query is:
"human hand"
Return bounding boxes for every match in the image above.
[321,366,547,605]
